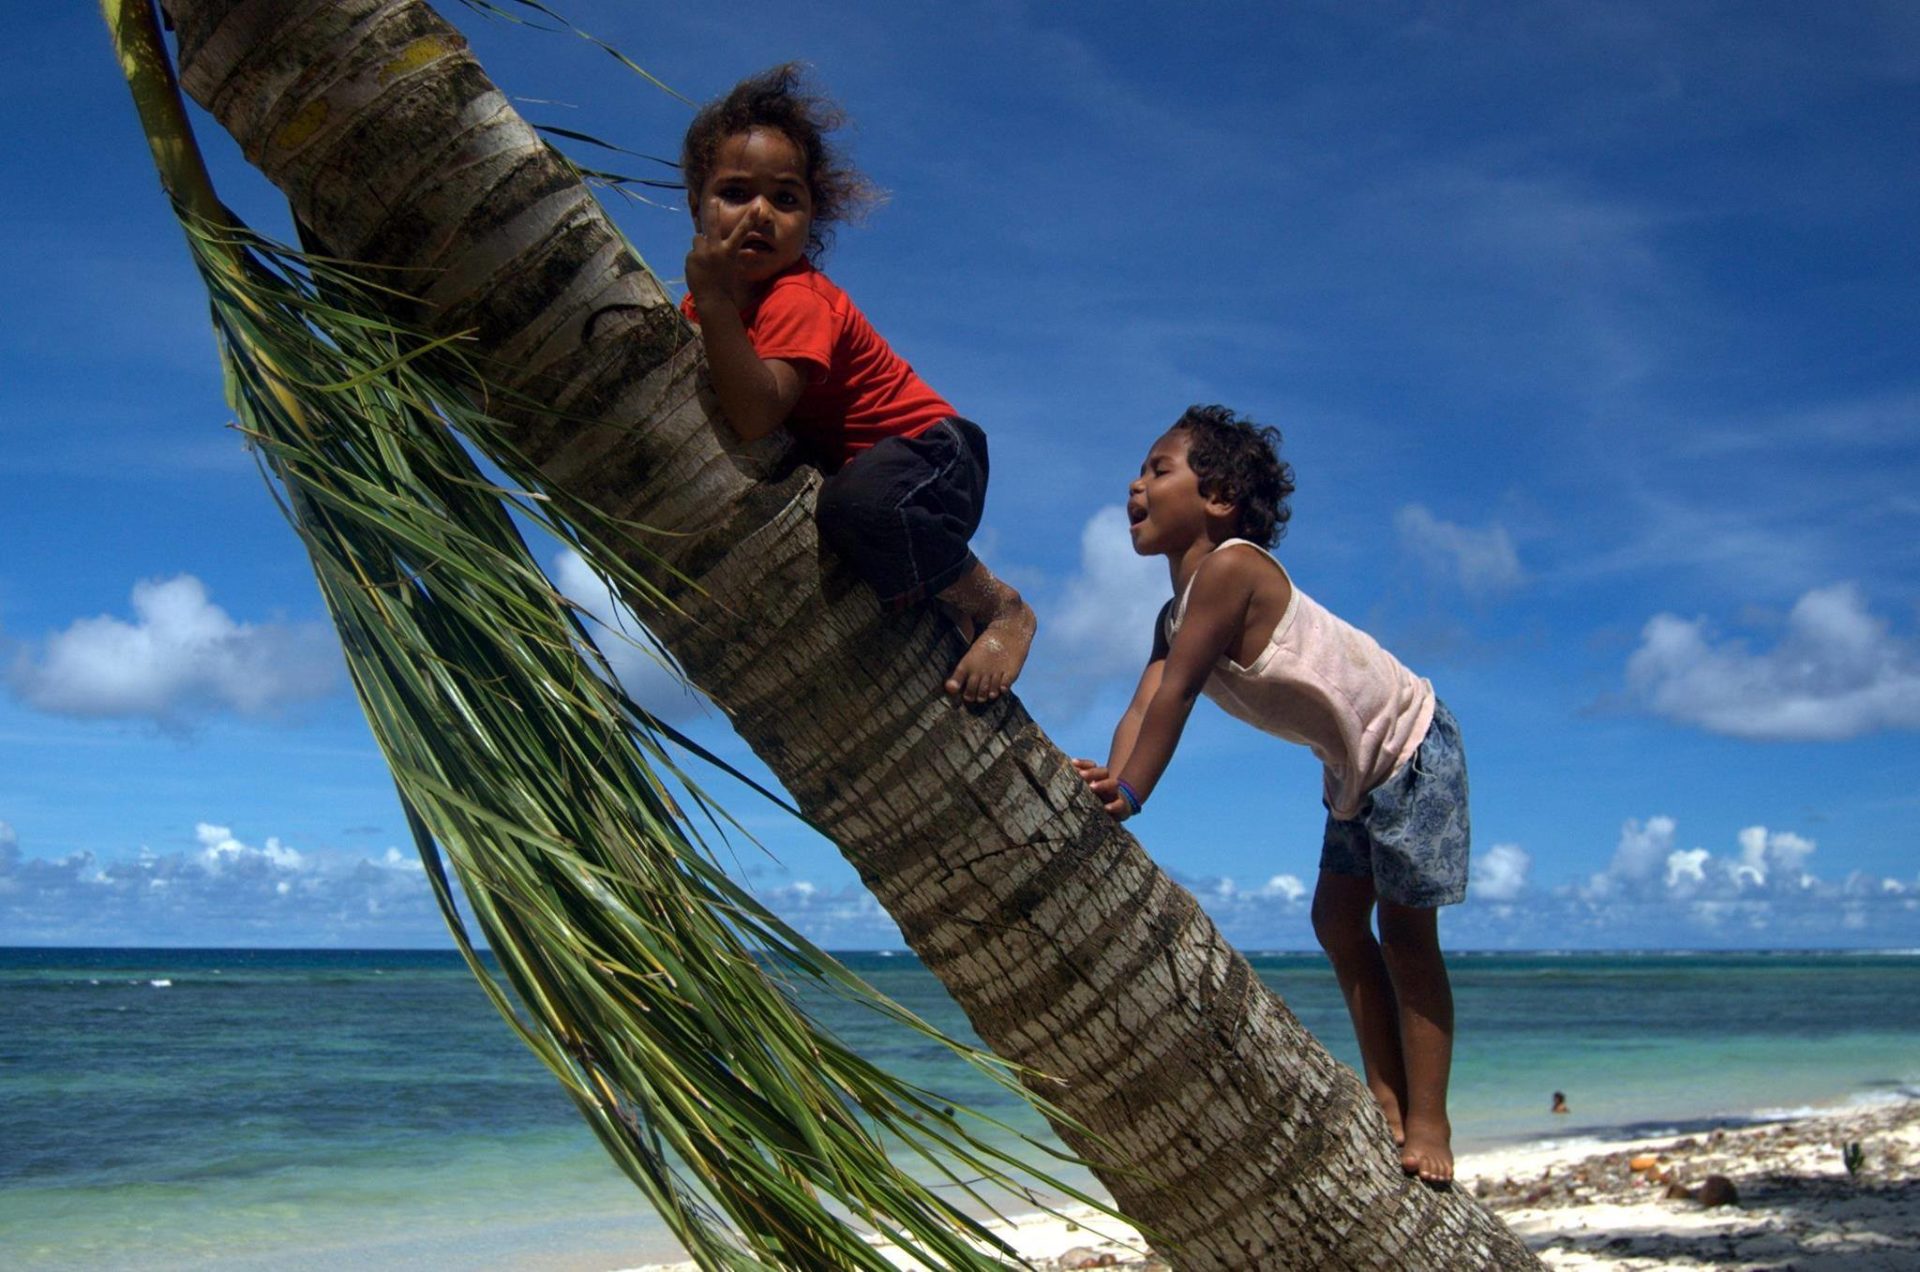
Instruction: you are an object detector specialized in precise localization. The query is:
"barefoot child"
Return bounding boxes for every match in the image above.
[1074,405,1471,1183]
[679,65,1035,702]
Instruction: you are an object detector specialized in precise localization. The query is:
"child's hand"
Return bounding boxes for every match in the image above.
[685,212,755,309]
[1071,759,1133,821]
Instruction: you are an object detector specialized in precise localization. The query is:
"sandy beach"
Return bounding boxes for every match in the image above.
[1479,1096,1920,1270]
[634,1097,1920,1270]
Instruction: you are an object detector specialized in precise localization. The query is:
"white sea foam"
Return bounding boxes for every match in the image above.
[149,978,172,988]
[1754,1087,1920,1120]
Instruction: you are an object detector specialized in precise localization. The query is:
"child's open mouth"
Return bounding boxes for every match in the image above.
[1127,503,1148,527]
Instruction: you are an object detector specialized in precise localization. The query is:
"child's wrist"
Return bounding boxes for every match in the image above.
[686,279,732,312]
[1115,778,1144,816]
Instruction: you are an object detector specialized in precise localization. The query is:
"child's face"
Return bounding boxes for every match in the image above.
[691,128,814,284]
[1127,429,1224,556]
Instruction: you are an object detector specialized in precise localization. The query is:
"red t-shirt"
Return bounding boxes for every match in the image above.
[680,265,955,469]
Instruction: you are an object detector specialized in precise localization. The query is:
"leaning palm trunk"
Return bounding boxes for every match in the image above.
[108,4,1120,1268]
[161,1,1540,1266]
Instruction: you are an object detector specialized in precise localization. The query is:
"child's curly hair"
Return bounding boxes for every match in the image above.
[680,63,879,262]
[1173,404,1296,548]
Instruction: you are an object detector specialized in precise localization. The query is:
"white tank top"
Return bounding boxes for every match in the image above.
[1168,539,1435,820]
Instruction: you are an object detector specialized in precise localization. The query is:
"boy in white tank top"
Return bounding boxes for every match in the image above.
[1074,404,1470,1184]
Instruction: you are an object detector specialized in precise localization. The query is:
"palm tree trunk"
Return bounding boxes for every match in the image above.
[161,1,1540,1265]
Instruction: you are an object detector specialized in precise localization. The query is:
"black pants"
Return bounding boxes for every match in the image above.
[815,417,989,609]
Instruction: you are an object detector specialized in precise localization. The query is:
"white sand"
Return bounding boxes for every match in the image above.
[627,1097,1920,1270]
[1470,1096,1920,1270]
[626,1205,1153,1271]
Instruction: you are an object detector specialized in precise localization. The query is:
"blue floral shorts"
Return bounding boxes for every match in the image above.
[1320,700,1470,908]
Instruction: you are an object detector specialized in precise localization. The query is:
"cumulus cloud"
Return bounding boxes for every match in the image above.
[1582,815,1830,902]
[1261,874,1308,904]
[1395,505,1524,595]
[1472,843,1531,902]
[196,821,304,873]
[1584,815,1676,897]
[549,550,709,724]
[7,575,338,726]
[1664,848,1709,889]
[0,821,448,946]
[1732,825,1815,889]
[1031,506,1168,707]
[1549,814,1920,940]
[1626,583,1920,740]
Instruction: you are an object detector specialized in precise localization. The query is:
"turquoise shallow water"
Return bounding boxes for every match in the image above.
[3,947,1917,1269]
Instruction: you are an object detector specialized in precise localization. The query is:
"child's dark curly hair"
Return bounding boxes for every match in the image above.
[680,63,879,262]
[1172,404,1296,548]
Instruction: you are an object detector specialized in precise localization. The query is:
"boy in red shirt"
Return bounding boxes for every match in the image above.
[680,65,1034,703]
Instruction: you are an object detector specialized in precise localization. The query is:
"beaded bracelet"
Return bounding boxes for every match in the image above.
[1115,779,1144,816]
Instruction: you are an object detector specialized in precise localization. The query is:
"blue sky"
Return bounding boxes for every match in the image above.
[2,1,1916,950]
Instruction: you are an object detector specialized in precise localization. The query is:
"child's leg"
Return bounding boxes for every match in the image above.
[815,418,1033,704]
[937,560,1035,703]
[1310,870,1410,1144]
[1377,900,1454,1183]
[1350,699,1469,1182]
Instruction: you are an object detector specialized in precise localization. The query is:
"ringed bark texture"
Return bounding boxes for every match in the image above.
[165,1,1541,1266]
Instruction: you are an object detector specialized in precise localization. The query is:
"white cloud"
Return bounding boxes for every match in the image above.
[549,550,709,724]
[1732,825,1814,888]
[1664,847,1709,890]
[1626,583,1920,740]
[196,821,305,874]
[1508,813,1920,946]
[1472,842,1531,902]
[1260,874,1307,904]
[1395,505,1525,595]
[7,575,338,725]
[0,821,449,946]
[377,846,424,873]
[1583,815,1835,904]
[1585,815,1676,897]
[1031,506,1169,706]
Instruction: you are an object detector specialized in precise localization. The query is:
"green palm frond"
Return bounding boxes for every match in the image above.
[104,2,1118,1268]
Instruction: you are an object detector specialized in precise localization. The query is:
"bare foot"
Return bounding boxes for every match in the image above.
[944,592,1035,703]
[1354,1069,1408,1147]
[1370,1089,1407,1148]
[1399,1113,1453,1186]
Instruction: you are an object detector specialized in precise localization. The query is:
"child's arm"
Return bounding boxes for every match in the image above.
[1074,658,1164,817]
[1105,658,1166,777]
[685,222,804,441]
[1110,554,1258,815]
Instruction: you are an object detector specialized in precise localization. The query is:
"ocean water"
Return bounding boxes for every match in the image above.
[3,947,1917,1269]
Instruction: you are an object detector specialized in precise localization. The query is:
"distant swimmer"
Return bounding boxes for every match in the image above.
[1551,1091,1570,1115]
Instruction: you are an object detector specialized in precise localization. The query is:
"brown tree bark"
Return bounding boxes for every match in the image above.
[162,1,1541,1266]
